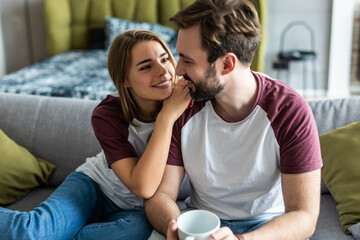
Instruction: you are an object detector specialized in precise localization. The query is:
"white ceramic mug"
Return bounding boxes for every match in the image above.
[177,210,220,240]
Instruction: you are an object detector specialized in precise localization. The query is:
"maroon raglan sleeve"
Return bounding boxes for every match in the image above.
[259,75,323,174]
[167,119,184,166]
[91,96,138,167]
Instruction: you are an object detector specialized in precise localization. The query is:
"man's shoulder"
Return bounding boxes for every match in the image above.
[176,100,208,127]
[258,75,309,116]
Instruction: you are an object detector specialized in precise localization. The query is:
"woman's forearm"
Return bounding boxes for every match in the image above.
[129,113,176,198]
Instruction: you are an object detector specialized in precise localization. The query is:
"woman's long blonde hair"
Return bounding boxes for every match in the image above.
[107,30,177,124]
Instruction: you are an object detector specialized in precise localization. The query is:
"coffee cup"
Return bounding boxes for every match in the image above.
[177,210,220,240]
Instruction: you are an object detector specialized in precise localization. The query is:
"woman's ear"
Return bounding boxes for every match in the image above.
[124,78,131,88]
[222,53,236,75]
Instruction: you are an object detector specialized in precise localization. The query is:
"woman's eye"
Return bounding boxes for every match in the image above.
[140,65,151,71]
[162,57,169,63]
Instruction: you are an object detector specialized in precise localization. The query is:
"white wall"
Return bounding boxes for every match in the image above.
[264,0,332,97]
[264,0,355,98]
[0,0,47,74]
[1,0,31,74]
[327,0,354,98]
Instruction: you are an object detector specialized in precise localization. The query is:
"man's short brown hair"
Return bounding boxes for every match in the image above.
[170,0,261,66]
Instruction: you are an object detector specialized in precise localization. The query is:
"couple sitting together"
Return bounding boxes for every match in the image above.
[0,0,322,239]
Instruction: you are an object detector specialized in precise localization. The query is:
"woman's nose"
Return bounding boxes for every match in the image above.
[157,63,167,76]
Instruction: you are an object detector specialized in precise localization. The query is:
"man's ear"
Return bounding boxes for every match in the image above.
[222,53,236,75]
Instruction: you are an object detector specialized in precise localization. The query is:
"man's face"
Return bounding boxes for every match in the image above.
[176,25,224,102]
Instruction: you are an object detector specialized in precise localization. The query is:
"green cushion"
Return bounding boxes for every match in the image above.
[70,0,90,23]
[112,0,136,20]
[159,0,180,29]
[320,121,360,234]
[105,17,178,50]
[44,0,72,55]
[0,129,56,205]
[43,0,266,72]
[249,0,266,72]
[70,0,90,49]
[88,0,112,27]
[134,0,158,23]
[158,0,194,29]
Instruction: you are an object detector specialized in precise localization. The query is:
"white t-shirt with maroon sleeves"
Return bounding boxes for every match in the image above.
[76,94,155,210]
[167,72,323,220]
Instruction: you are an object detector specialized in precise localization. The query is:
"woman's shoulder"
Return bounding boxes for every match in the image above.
[92,94,128,126]
[93,94,122,114]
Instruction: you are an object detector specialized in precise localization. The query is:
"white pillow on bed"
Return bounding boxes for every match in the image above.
[104,17,178,52]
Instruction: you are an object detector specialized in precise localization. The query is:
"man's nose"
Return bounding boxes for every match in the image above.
[175,61,185,76]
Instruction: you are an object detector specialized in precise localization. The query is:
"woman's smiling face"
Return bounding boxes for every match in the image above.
[125,40,175,107]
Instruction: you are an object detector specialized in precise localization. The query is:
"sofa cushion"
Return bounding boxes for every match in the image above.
[311,194,355,240]
[104,17,178,51]
[89,27,106,49]
[0,129,56,205]
[6,187,57,211]
[0,93,102,187]
[308,97,360,135]
[349,222,360,240]
[320,121,360,234]
[44,0,72,56]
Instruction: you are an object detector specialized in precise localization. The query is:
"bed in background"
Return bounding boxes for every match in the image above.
[0,15,180,100]
[0,0,267,100]
[0,50,112,100]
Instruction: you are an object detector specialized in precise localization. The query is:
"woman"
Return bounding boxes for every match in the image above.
[0,30,191,240]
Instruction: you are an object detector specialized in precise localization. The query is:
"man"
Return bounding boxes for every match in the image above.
[145,0,323,239]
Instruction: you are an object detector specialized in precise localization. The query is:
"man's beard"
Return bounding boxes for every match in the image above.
[183,63,224,102]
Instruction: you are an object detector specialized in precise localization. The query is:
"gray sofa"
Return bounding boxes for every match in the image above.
[0,92,359,239]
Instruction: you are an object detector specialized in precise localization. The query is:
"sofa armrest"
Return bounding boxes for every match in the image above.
[0,93,102,186]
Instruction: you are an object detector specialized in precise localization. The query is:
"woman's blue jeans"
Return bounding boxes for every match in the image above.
[0,172,153,240]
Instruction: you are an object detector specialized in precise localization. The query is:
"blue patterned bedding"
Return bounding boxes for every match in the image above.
[0,18,181,100]
[0,50,116,100]
[0,17,180,100]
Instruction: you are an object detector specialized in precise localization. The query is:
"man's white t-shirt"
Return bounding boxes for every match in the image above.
[167,72,323,220]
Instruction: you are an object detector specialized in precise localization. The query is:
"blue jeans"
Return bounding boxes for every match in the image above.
[180,208,272,236]
[221,218,271,234]
[0,172,152,240]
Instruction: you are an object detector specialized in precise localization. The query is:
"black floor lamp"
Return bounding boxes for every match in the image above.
[273,21,317,96]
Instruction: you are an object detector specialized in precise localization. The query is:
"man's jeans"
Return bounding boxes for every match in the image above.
[148,210,272,240]
[221,218,270,234]
[0,172,152,240]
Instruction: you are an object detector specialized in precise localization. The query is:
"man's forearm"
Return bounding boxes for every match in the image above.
[144,192,181,235]
[242,210,317,240]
